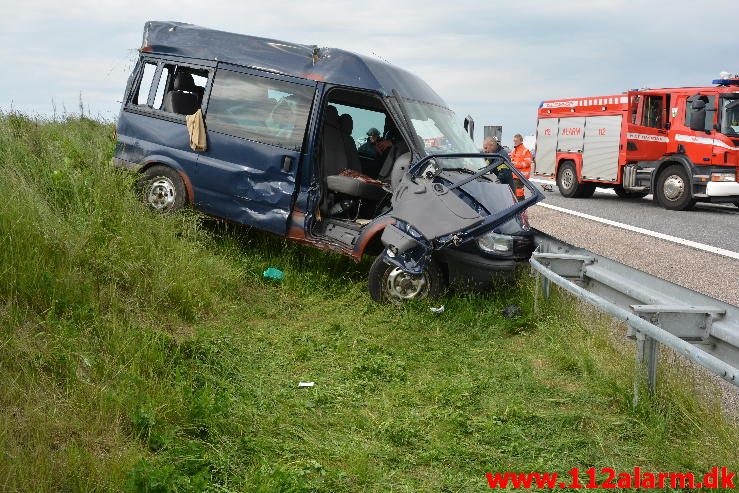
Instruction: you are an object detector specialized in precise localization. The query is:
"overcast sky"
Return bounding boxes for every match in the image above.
[2,0,738,145]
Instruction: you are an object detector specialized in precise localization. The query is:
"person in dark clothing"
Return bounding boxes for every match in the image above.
[358,127,381,159]
[483,136,516,195]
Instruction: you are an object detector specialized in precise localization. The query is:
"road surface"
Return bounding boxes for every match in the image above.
[527,180,739,307]
[531,180,739,252]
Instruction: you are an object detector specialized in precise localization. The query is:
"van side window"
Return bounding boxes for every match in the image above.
[132,62,157,106]
[156,64,209,116]
[332,103,386,155]
[152,65,171,110]
[206,71,314,150]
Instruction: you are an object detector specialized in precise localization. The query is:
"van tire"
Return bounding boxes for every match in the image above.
[368,254,444,303]
[556,161,585,198]
[655,165,695,211]
[139,165,187,213]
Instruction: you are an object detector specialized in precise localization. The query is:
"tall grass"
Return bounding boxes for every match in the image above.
[0,114,736,492]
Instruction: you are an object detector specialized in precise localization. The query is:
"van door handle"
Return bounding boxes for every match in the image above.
[282,155,293,172]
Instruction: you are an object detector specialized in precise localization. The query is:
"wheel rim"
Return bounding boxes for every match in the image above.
[663,174,685,202]
[147,177,176,211]
[384,267,429,301]
[561,168,575,191]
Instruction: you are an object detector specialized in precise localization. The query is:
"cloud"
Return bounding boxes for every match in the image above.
[1,0,738,142]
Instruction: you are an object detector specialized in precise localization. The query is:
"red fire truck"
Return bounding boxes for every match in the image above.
[533,75,739,210]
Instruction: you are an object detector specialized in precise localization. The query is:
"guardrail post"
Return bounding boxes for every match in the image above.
[645,336,659,396]
[633,329,659,407]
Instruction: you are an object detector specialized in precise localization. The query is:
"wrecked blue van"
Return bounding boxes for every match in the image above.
[113,21,544,302]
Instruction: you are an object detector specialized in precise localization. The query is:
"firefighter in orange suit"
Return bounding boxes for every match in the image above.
[509,133,532,201]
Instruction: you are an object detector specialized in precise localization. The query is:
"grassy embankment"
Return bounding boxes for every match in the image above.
[0,113,736,492]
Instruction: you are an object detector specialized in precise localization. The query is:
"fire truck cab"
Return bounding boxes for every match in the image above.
[533,75,739,210]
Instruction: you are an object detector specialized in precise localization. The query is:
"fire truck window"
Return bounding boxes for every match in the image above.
[685,95,715,130]
[641,96,664,129]
[630,95,640,124]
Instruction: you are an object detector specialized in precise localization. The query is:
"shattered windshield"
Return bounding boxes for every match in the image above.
[720,94,739,137]
[403,99,488,171]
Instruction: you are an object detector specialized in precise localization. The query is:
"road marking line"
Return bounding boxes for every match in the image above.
[535,202,739,261]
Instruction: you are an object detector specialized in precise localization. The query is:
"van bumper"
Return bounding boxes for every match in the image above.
[436,249,518,285]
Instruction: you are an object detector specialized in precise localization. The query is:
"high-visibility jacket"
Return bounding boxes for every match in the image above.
[510,144,532,179]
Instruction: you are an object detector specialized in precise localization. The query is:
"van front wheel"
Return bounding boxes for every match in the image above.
[368,254,444,303]
[139,165,187,213]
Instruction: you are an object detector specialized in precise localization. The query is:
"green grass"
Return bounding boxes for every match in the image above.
[0,113,736,492]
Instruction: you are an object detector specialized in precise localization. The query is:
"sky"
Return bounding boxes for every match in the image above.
[2,0,738,146]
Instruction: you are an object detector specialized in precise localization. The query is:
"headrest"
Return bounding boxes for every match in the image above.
[173,72,195,91]
[325,105,339,126]
[339,114,353,135]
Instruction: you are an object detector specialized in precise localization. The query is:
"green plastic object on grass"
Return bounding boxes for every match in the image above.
[263,267,285,281]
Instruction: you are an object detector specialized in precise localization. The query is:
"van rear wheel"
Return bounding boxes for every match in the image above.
[368,254,444,303]
[139,165,187,213]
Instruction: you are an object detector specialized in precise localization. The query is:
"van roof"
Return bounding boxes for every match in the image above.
[142,21,447,107]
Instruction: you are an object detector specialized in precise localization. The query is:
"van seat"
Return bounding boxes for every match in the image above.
[163,72,200,115]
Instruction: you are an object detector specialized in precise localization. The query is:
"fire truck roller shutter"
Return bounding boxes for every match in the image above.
[535,118,558,176]
[581,115,622,182]
[556,117,585,153]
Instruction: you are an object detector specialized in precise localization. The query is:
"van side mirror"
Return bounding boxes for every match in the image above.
[463,115,475,140]
[689,100,706,132]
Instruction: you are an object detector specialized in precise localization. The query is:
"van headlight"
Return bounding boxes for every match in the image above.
[477,232,514,254]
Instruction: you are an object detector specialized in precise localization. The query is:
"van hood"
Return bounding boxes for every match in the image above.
[380,153,544,273]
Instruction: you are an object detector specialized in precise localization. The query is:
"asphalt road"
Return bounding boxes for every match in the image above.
[531,180,739,252]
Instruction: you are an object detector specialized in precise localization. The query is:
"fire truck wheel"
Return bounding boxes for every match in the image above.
[614,185,649,199]
[655,165,696,211]
[556,161,585,198]
[579,183,597,198]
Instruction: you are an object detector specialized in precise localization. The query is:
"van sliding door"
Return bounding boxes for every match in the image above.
[198,66,317,235]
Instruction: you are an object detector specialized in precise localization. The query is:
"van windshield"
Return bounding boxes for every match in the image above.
[403,99,486,170]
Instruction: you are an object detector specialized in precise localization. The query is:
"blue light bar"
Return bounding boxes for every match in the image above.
[713,78,739,86]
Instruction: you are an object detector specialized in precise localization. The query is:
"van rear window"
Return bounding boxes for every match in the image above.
[132,62,157,106]
[206,71,314,151]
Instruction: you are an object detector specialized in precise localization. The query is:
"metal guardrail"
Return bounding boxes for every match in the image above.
[530,233,739,406]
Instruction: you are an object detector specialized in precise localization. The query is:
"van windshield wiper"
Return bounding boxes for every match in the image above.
[442,167,492,175]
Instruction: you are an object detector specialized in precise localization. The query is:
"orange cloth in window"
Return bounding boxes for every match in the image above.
[186,109,207,152]
[510,144,532,179]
